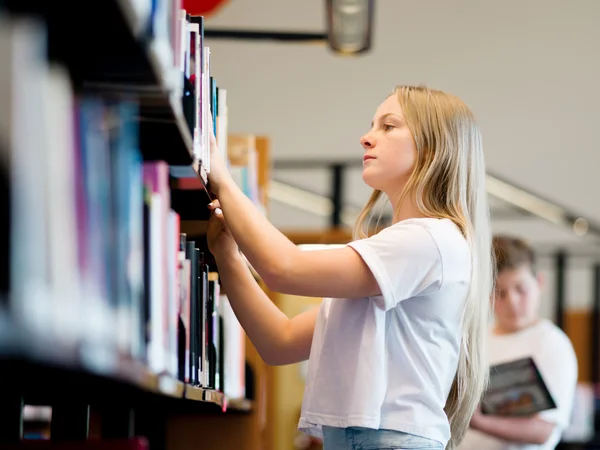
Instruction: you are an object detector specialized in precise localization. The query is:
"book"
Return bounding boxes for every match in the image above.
[482,356,557,417]
[185,241,198,384]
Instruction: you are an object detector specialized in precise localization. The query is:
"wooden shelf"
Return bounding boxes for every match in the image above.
[0,314,252,416]
[226,398,254,413]
[184,385,225,410]
[0,313,227,412]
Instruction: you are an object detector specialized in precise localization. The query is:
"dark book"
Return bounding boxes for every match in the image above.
[198,252,209,387]
[207,276,215,388]
[182,74,196,135]
[218,314,225,393]
[177,233,188,382]
[208,275,220,390]
[185,241,198,385]
[0,141,9,301]
[482,356,556,417]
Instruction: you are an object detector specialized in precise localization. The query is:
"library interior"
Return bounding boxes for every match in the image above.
[0,1,599,449]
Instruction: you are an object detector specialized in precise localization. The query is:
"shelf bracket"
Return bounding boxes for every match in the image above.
[0,392,23,443]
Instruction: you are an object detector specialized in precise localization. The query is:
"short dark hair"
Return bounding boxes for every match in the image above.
[493,235,536,274]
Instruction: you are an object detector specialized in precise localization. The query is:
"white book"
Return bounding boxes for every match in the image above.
[148,193,165,374]
[220,295,246,399]
[127,0,152,37]
[179,10,187,75]
[202,46,211,173]
[42,64,82,344]
[188,23,201,160]
[217,88,228,161]
[167,210,179,378]
[0,17,52,335]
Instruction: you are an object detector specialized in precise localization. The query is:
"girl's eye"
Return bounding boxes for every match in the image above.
[383,124,394,131]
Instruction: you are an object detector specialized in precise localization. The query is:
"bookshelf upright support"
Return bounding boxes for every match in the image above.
[50,402,90,441]
[0,391,23,444]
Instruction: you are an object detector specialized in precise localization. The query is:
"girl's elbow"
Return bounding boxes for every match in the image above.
[261,261,293,293]
[534,428,555,445]
[261,351,287,367]
[262,272,286,293]
[263,247,304,292]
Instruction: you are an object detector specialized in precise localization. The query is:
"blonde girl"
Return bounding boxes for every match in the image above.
[206,85,493,450]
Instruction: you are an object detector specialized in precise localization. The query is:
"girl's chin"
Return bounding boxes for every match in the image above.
[362,169,383,191]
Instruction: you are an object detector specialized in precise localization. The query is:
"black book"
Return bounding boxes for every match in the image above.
[218,315,225,393]
[181,74,195,135]
[482,356,556,417]
[0,141,9,302]
[207,277,215,388]
[196,248,206,386]
[198,252,209,387]
[185,241,198,385]
[177,233,187,382]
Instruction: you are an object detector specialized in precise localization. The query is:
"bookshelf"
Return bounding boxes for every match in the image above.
[0,1,270,449]
[6,0,195,167]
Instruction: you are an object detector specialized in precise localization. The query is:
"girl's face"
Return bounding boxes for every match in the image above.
[360,95,417,198]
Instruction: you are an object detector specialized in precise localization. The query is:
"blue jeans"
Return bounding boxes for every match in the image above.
[322,426,443,450]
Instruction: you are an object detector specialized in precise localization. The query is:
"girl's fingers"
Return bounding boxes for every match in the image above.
[208,199,221,210]
[207,213,220,233]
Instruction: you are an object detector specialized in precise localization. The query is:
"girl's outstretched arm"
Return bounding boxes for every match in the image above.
[207,210,318,366]
[208,177,380,300]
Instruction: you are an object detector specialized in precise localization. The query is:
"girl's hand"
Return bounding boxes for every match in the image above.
[207,118,232,196]
[207,199,238,259]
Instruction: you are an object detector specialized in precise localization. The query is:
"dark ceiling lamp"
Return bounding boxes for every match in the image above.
[203,0,376,56]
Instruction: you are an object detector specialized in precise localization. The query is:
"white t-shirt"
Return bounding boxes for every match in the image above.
[297,218,472,448]
[459,320,578,450]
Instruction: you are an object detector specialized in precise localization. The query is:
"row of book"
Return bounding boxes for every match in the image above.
[156,7,237,393]
[146,161,243,395]
[152,0,229,171]
[0,11,245,399]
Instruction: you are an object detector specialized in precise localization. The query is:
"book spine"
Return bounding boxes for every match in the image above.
[197,251,210,386]
[167,210,180,377]
[186,241,198,384]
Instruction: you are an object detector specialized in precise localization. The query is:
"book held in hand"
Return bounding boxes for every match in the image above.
[481,356,556,417]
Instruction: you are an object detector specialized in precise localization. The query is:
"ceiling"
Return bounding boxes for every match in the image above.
[204,0,600,255]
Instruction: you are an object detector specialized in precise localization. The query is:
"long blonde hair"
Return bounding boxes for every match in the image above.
[354,85,494,449]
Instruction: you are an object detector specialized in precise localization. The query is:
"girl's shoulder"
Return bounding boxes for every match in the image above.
[382,217,468,253]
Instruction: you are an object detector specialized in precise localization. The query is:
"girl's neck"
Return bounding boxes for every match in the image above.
[389,190,428,224]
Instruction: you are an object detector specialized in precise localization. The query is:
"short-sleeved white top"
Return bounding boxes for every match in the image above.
[297,218,472,448]
[458,320,578,450]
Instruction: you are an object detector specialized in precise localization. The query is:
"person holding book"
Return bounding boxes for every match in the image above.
[458,235,578,450]
[205,85,494,450]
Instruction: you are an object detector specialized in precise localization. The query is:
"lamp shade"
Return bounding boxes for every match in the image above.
[325,0,375,54]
